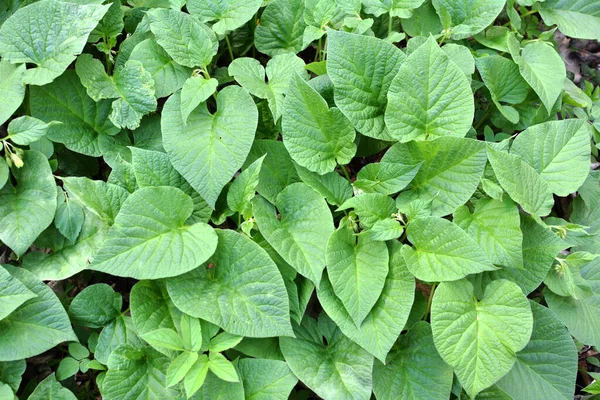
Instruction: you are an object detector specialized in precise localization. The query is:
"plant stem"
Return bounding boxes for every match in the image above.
[225,34,235,62]
[314,36,322,62]
[424,282,438,321]
[474,104,494,132]
[340,164,351,182]
[388,13,393,37]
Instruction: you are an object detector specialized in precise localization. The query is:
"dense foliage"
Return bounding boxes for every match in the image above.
[1,0,600,399]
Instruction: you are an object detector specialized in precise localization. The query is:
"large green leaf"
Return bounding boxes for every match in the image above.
[0,360,26,393]
[432,0,506,39]
[387,137,486,216]
[253,183,334,285]
[372,321,453,400]
[68,284,122,328]
[167,229,293,337]
[187,370,244,400]
[282,74,356,174]
[294,164,353,206]
[454,198,523,268]
[385,36,473,141]
[326,225,389,326]
[254,0,306,56]
[28,373,76,400]
[0,266,77,361]
[147,8,215,68]
[495,302,577,400]
[487,146,554,217]
[130,281,181,339]
[402,217,497,282]
[238,359,297,400]
[431,279,533,398]
[162,88,258,208]
[60,177,129,225]
[353,161,422,196]
[508,37,566,113]
[317,241,415,362]
[362,0,426,17]
[327,30,405,140]
[187,0,262,35]
[280,315,374,400]
[539,0,600,41]
[0,60,25,125]
[0,265,36,321]
[91,187,218,279]
[30,70,119,157]
[510,120,591,196]
[0,151,56,257]
[0,0,109,85]
[130,147,211,224]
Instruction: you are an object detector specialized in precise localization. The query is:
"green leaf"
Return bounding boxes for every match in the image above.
[184,354,209,397]
[147,8,215,68]
[0,360,26,393]
[30,70,119,157]
[388,137,487,216]
[353,161,422,195]
[0,150,56,257]
[487,146,554,217]
[510,120,591,196]
[294,164,353,207]
[91,186,218,279]
[385,36,474,141]
[68,343,89,361]
[28,373,76,400]
[88,0,124,43]
[431,279,533,398]
[5,116,56,147]
[187,370,244,400]
[454,198,523,268]
[326,225,389,326]
[0,266,76,361]
[495,301,578,400]
[0,60,25,126]
[68,284,122,328]
[130,147,212,224]
[227,155,265,215]
[327,30,406,140]
[75,55,157,130]
[317,242,415,362]
[208,332,243,353]
[229,53,307,122]
[61,177,129,225]
[208,352,239,382]
[362,0,426,17]
[280,315,374,400]
[545,252,595,299]
[166,351,198,387]
[0,265,36,321]
[373,321,453,400]
[162,87,258,208]
[282,74,356,174]
[254,0,307,56]
[338,193,396,229]
[432,0,506,39]
[54,200,85,243]
[508,37,566,113]
[539,0,600,41]
[187,0,263,35]
[56,357,80,381]
[238,358,297,400]
[402,217,497,282]
[362,218,404,241]
[129,38,192,99]
[95,315,143,365]
[180,76,219,124]
[167,229,293,337]
[0,158,8,190]
[253,183,335,285]
[0,0,109,85]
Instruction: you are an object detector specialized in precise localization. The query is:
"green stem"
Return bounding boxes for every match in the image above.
[225,34,235,62]
[474,104,494,132]
[424,282,438,321]
[388,13,393,37]
[340,164,351,183]
[503,8,538,27]
[237,213,241,230]
[314,36,322,62]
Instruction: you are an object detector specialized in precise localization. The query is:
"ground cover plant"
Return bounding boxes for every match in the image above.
[1,0,600,399]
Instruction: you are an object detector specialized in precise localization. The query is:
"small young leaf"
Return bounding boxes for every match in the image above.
[28,373,76,400]
[166,351,199,387]
[141,329,185,351]
[254,0,307,57]
[6,116,56,146]
[180,76,219,124]
[209,332,243,353]
[227,155,265,215]
[184,354,210,397]
[56,357,80,381]
[432,0,506,39]
[68,343,89,361]
[208,352,239,382]
[187,0,263,35]
[54,200,85,243]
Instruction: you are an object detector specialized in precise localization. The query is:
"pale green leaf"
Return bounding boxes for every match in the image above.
[95,315,143,365]
[495,302,577,400]
[338,193,396,229]
[167,229,293,337]
[0,158,8,190]
[327,30,406,140]
[353,161,422,195]
[180,76,218,124]
[254,0,307,56]
[184,354,209,397]
[282,74,356,174]
[294,164,353,207]
[400,1,443,37]
[0,0,109,85]
[88,0,124,43]
[326,225,389,326]
[238,358,297,400]
[28,373,76,400]
[373,321,453,400]
[0,266,76,361]
[432,0,506,39]
[454,198,523,268]
[0,265,36,321]
[386,36,474,141]
[539,0,600,41]
[91,186,218,279]
[0,360,26,393]
[188,370,244,400]
[253,183,334,285]
[54,200,85,243]
[208,352,239,382]
[487,146,554,217]
[227,155,265,215]
[402,217,497,282]
[187,0,263,35]
[362,218,404,241]
[431,279,533,398]
[0,60,25,125]
[0,150,56,257]
[68,283,122,328]
[362,0,426,18]
[147,8,215,68]
[162,88,258,207]
[208,332,243,353]
[56,357,79,381]
[511,119,591,196]
[61,177,129,225]
[166,351,198,387]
